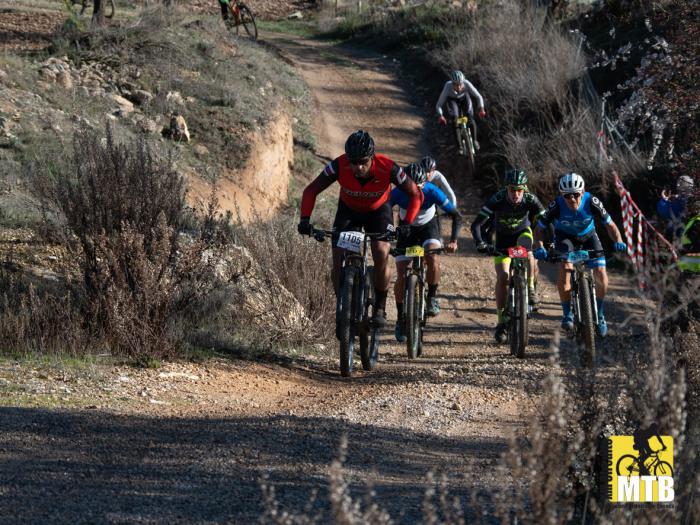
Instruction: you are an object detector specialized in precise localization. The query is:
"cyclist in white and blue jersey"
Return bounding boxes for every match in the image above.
[534,172,626,337]
[391,163,462,341]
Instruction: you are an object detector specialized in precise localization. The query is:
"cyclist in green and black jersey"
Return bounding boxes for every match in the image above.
[471,168,548,343]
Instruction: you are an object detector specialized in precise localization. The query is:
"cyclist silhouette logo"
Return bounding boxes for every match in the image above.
[608,425,675,503]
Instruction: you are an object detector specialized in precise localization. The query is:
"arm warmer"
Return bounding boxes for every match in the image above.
[300,175,335,218]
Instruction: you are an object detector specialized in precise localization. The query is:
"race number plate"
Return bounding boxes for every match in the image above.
[337,231,364,253]
[508,246,528,259]
[405,245,425,257]
[456,116,469,125]
[567,250,590,263]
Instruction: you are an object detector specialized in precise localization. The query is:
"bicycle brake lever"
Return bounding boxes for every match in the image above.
[313,231,326,242]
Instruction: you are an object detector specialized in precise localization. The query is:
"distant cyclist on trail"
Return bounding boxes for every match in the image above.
[471,168,546,343]
[533,172,626,337]
[298,130,422,328]
[420,156,457,206]
[436,70,486,155]
[391,163,462,342]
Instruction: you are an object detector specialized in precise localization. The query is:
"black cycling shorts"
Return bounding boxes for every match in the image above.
[554,230,606,268]
[332,199,393,246]
[495,227,533,252]
[396,216,442,259]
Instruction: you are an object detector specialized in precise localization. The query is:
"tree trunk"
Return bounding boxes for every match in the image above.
[92,0,105,26]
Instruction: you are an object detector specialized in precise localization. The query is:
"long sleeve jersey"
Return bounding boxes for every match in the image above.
[435,80,484,117]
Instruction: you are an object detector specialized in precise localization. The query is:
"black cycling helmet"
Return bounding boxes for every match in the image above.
[405,163,427,185]
[504,168,528,188]
[419,156,437,172]
[345,130,375,161]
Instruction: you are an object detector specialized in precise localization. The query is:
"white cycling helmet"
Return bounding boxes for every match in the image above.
[559,172,585,194]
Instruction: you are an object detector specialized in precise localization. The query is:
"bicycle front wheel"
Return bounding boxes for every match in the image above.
[578,273,596,367]
[654,460,673,477]
[359,268,379,371]
[509,275,528,358]
[238,4,258,40]
[338,267,357,377]
[464,129,476,177]
[405,274,421,359]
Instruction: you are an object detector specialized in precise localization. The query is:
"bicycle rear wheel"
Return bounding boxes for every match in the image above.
[577,274,596,367]
[509,275,527,358]
[237,4,258,40]
[615,454,639,477]
[338,267,357,377]
[360,268,379,371]
[405,274,421,359]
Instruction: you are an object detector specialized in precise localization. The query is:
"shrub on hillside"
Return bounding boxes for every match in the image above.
[29,124,228,359]
[233,212,336,347]
[433,1,643,195]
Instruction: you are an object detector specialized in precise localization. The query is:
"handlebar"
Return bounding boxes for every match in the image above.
[390,247,446,257]
[547,248,606,263]
[308,227,396,243]
[477,245,531,258]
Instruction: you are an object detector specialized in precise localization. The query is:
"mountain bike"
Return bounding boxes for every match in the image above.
[391,245,446,359]
[616,449,673,478]
[454,110,476,177]
[227,0,258,40]
[547,248,606,368]
[73,0,115,18]
[310,227,394,377]
[484,245,531,357]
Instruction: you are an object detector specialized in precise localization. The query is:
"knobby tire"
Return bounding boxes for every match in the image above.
[338,267,356,377]
[509,275,528,358]
[238,4,258,40]
[578,274,596,367]
[359,268,379,371]
[405,274,420,359]
[464,128,476,177]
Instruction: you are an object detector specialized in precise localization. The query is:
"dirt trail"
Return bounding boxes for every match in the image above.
[0,28,647,525]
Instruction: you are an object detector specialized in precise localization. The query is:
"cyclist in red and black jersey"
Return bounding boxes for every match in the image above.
[298,130,422,326]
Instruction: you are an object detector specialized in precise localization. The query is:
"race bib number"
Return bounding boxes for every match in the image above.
[337,231,364,253]
[405,245,425,257]
[456,116,469,125]
[508,246,528,259]
[567,250,590,263]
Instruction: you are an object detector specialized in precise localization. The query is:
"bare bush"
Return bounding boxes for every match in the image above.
[233,212,335,347]
[0,270,90,356]
[29,124,227,359]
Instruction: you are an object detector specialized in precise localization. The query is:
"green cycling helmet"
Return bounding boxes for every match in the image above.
[505,168,528,188]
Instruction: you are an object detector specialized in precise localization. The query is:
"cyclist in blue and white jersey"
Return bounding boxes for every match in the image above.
[534,172,626,337]
[420,156,457,206]
[391,163,462,342]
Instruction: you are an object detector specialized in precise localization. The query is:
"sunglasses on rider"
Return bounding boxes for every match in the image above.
[564,192,581,200]
[507,185,526,191]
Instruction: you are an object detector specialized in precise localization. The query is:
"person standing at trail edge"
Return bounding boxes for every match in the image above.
[436,70,486,155]
[297,130,422,327]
